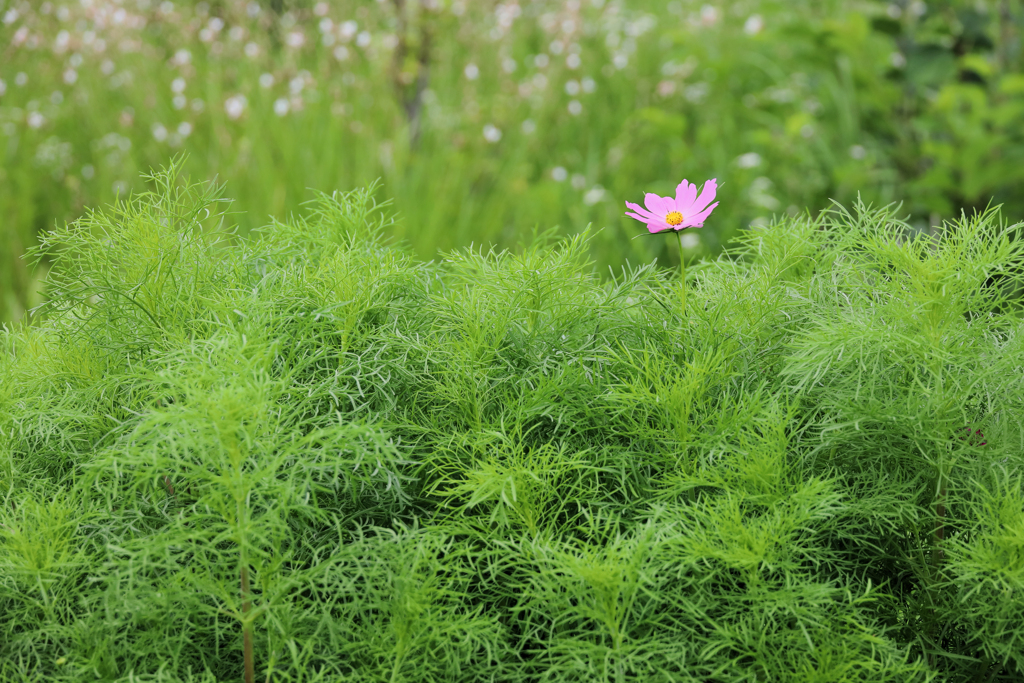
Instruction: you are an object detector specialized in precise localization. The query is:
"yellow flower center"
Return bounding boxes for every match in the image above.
[665,211,684,226]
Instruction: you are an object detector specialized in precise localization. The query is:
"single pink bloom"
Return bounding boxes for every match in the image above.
[953,426,987,446]
[624,178,719,233]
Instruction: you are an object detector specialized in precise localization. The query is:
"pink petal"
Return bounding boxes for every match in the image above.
[625,210,651,223]
[625,201,659,222]
[648,221,671,233]
[691,178,718,212]
[675,180,697,211]
[681,201,718,227]
[643,193,673,216]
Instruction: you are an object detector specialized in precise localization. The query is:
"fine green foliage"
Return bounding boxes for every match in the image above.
[3,162,1024,682]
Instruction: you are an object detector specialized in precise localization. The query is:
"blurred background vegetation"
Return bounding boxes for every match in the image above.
[2,0,1023,323]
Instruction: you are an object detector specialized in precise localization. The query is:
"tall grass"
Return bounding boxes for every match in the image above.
[2,161,1023,681]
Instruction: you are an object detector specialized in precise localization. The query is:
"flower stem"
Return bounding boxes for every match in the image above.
[677,230,687,315]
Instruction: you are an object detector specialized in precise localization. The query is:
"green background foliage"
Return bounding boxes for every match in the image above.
[2,163,1024,681]
[3,0,1024,322]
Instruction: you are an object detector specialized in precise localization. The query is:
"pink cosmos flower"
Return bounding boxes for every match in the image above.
[953,426,987,447]
[625,178,719,233]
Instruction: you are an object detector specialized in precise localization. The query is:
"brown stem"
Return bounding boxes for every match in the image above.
[925,476,948,670]
[390,0,433,147]
[999,0,1014,72]
[242,565,254,683]
[391,0,409,85]
[932,476,947,569]
[408,23,432,146]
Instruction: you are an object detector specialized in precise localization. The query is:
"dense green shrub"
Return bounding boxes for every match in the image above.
[2,163,1023,681]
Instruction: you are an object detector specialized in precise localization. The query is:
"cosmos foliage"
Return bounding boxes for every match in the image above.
[2,162,1024,681]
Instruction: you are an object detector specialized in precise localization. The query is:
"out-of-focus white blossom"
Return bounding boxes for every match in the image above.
[54,30,71,53]
[736,152,762,168]
[224,94,247,120]
[583,185,605,205]
[483,124,502,143]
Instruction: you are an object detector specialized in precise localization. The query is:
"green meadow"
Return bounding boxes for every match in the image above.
[3,1,1024,682]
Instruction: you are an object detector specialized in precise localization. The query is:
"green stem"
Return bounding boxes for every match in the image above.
[242,563,255,683]
[924,467,947,671]
[933,472,947,566]
[677,230,687,315]
[234,443,255,683]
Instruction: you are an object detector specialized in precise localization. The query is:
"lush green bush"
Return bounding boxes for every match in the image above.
[3,0,1024,323]
[2,162,1023,681]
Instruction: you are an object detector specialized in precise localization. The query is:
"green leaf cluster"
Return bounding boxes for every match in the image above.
[2,161,1024,681]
